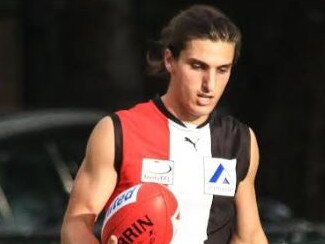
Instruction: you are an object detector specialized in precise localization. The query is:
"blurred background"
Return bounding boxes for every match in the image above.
[0,0,324,243]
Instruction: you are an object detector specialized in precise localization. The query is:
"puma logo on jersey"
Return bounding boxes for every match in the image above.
[184,137,200,151]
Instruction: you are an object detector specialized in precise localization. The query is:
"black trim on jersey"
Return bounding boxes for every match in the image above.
[153,96,186,127]
[197,110,213,128]
[111,113,123,174]
[152,95,212,128]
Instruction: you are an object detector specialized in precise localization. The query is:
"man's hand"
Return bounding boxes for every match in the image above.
[108,235,118,244]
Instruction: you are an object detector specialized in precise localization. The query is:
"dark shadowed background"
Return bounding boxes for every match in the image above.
[0,0,324,229]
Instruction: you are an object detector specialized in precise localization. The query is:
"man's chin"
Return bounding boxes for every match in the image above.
[188,107,213,122]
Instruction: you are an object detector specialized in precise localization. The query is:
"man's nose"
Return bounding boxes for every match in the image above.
[202,70,216,92]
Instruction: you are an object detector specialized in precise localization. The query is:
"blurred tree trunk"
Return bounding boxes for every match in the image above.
[0,0,23,110]
[303,31,325,220]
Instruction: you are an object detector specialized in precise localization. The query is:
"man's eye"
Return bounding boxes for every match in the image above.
[191,63,203,69]
[218,67,230,74]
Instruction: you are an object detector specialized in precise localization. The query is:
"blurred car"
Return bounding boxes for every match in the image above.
[259,198,325,244]
[0,109,106,243]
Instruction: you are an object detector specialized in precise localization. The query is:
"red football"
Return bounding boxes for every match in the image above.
[101,183,179,244]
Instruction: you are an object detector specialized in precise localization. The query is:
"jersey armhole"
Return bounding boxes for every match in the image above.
[111,113,123,174]
[238,124,251,182]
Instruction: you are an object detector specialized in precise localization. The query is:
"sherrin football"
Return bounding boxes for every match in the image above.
[101,183,179,244]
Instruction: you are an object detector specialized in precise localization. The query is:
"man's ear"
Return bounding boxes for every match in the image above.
[164,49,174,73]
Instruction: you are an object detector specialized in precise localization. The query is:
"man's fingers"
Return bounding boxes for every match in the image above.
[108,235,118,244]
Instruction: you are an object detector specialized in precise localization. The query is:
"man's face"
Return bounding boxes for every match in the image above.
[164,39,235,125]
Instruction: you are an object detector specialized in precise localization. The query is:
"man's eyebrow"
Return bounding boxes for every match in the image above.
[188,58,233,68]
[187,58,209,67]
[188,58,205,63]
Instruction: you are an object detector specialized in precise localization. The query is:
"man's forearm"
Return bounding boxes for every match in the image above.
[230,230,268,244]
[61,215,100,244]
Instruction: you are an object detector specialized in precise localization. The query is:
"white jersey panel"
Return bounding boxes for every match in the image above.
[167,120,213,244]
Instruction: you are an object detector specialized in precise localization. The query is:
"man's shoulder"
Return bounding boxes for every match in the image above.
[116,99,155,116]
[210,108,248,131]
[114,99,167,128]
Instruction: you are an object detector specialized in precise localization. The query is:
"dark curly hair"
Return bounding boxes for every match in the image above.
[147,4,242,78]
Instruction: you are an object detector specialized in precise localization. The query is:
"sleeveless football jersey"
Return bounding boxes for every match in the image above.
[107,97,250,244]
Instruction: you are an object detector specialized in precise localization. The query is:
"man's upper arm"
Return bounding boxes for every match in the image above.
[64,116,118,223]
[231,128,268,244]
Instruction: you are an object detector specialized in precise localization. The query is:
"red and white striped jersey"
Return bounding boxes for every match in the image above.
[106,97,250,244]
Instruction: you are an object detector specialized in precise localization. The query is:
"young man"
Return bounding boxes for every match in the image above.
[61,4,268,244]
